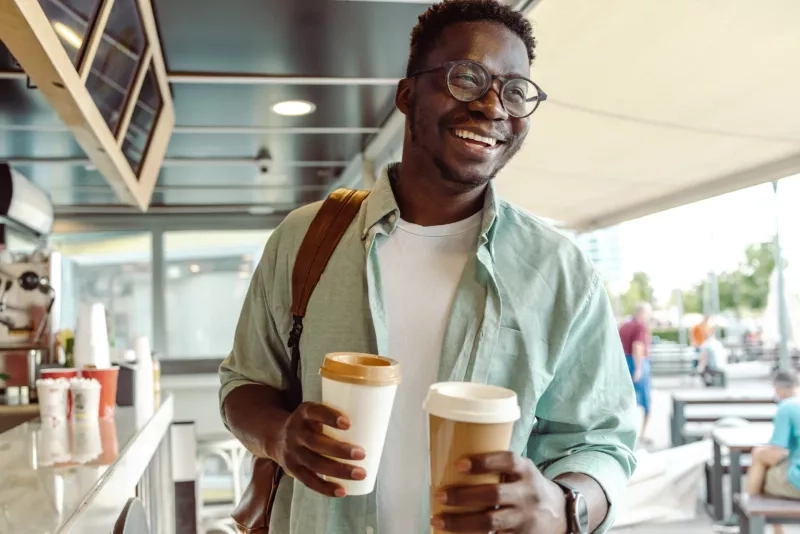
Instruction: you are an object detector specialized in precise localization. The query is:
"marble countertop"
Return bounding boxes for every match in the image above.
[0,395,174,533]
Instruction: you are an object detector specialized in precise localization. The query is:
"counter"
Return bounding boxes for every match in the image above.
[0,394,195,533]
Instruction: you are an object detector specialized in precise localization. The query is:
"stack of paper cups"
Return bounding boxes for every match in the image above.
[36,378,70,422]
[133,336,155,414]
[74,302,111,369]
[69,378,102,420]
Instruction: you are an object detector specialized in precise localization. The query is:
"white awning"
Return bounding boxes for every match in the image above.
[496,0,800,231]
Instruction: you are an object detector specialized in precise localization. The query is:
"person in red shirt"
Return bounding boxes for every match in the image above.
[619,302,653,441]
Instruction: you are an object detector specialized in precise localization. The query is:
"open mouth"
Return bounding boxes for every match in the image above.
[451,128,503,151]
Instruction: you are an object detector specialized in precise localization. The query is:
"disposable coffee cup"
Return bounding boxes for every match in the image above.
[69,378,102,420]
[423,382,521,534]
[319,352,401,495]
[35,378,70,422]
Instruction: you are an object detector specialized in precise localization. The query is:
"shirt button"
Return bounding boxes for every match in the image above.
[388,214,396,223]
[366,527,374,534]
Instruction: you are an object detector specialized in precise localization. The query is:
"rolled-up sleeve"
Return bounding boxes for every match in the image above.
[218,235,290,429]
[526,272,638,533]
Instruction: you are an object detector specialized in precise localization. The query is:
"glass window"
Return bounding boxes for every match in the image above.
[85,0,147,134]
[122,64,163,175]
[39,0,101,66]
[164,231,272,359]
[50,232,152,353]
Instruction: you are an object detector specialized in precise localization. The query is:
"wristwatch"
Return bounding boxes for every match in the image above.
[554,481,589,534]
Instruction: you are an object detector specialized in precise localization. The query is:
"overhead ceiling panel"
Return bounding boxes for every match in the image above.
[496,0,800,231]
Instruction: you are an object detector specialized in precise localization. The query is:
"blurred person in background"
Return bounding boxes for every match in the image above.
[619,302,653,442]
[744,370,800,534]
[695,322,728,387]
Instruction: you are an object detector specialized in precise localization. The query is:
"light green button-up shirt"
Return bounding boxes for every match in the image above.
[220,164,638,534]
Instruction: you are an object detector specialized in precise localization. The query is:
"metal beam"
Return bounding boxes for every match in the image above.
[0,123,380,135]
[2,157,349,167]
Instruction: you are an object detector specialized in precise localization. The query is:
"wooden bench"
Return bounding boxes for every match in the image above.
[734,494,800,534]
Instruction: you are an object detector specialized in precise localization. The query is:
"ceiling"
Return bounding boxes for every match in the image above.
[497,0,800,231]
[0,0,430,212]
[4,0,799,231]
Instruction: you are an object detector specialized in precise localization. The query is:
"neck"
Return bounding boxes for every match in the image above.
[392,159,487,227]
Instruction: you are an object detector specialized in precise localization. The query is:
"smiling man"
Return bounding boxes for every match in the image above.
[220,1,637,534]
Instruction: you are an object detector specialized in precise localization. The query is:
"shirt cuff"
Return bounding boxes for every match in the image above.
[218,377,262,430]
[542,451,629,533]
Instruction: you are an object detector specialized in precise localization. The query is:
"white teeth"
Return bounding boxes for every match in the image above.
[454,129,497,147]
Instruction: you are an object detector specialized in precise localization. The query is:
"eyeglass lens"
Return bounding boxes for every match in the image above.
[447,62,540,118]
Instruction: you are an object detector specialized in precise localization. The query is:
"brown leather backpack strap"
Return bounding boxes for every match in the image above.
[284,188,369,404]
[290,188,370,318]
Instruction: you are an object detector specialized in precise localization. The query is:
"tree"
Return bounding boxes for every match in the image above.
[679,239,776,315]
[622,271,654,316]
[737,241,776,311]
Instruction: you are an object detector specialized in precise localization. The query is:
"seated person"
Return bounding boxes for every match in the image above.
[745,370,800,534]
[695,325,728,387]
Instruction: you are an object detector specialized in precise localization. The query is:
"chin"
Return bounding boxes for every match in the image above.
[435,158,501,189]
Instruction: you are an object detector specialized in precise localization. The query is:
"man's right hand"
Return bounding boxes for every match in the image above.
[274,401,366,498]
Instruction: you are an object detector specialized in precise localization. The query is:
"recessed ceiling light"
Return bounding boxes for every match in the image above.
[272,100,316,116]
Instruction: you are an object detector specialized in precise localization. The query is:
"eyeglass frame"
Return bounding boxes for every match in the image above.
[407,59,548,119]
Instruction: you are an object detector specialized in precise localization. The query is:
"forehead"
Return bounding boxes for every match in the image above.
[426,21,530,76]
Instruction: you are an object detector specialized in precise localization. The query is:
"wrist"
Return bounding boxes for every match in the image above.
[545,479,570,534]
[264,410,292,462]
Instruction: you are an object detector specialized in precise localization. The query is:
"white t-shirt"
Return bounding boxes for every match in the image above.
[376,211,482,534]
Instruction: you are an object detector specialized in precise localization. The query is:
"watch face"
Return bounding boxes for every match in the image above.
[574,493,589,534]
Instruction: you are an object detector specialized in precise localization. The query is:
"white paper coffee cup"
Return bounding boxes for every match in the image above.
[319,352,401,495]
[35,378,70,422]
[69,378,102,420]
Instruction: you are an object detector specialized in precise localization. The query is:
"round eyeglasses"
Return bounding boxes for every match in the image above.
[409,59,547,119]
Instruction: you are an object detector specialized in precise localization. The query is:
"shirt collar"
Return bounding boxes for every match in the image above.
[363,162,500,253]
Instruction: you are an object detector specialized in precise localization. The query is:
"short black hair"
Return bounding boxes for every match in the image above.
[774,369,799,389]
[406,0,536,77]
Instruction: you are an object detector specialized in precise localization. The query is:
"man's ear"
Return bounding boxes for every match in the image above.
[395,78,413,116]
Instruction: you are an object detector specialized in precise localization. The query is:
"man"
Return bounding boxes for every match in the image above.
[619,302,652,441]
[695,323,728,387]
[219,1,637,533]
[744,370,800,534]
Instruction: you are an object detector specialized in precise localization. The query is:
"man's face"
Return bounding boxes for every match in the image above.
[403,21,532,188]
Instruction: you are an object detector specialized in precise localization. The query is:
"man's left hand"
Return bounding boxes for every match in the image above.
[431,451,569,533]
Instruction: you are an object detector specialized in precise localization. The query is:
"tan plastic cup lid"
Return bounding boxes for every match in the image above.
[319,353,401,387]
[423,382,520,424]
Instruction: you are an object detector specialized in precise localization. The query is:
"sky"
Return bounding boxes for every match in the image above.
[617,173,800,303]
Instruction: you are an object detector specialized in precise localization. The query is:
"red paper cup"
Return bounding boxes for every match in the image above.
[41,368,79,418]
[79,367,119,419]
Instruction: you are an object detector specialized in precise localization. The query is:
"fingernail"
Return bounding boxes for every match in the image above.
[431,517,445,529]
[351,448,366,460]
[435,491,447,504]
[337,416,350,429]
[456,459,471,472]
[352,467,367,480]
[334,487,346,498]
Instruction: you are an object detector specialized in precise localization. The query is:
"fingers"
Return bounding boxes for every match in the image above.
[289,463,347,498]
[459,451,534,478]
[296,446,367,481]
[436,482,525,509]
[301,402,350,429]
[299,426,365,460]
[432,507,523,533]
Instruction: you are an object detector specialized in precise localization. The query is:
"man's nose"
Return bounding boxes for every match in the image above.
[466,79,508,120]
